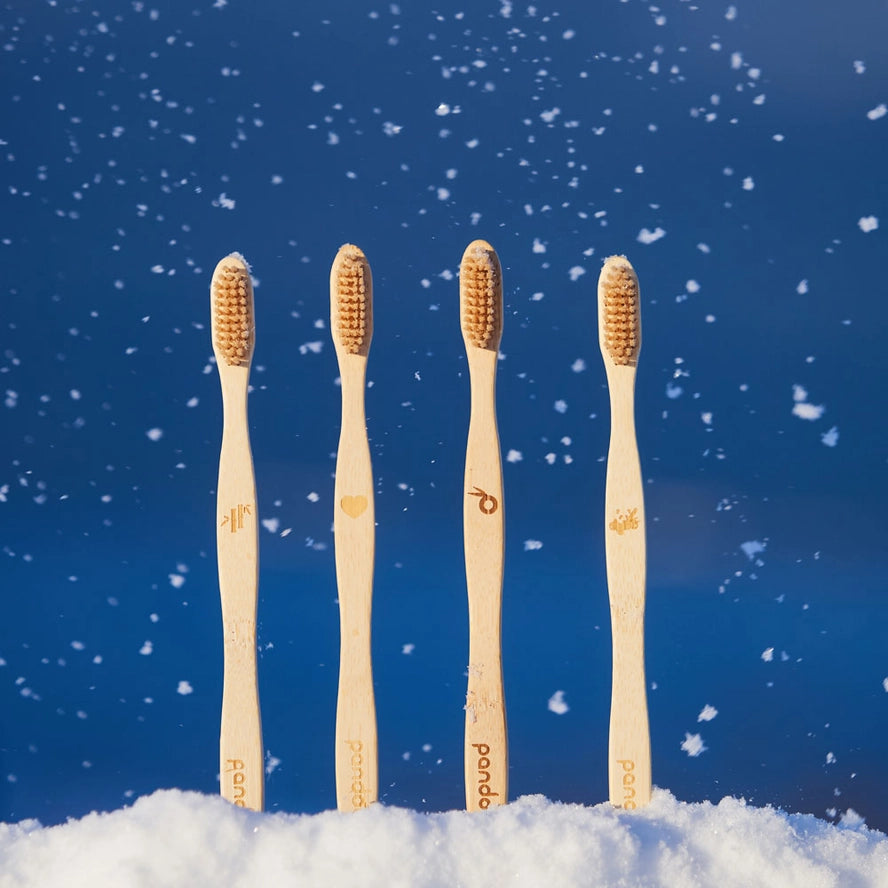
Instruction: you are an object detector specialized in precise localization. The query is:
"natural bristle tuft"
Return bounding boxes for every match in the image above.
[211,253,254,367]
[460,240,502,350]
[332,244,372,356]
[599,255,640,366]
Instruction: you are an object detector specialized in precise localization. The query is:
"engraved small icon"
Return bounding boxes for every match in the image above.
[468,486,498,515]
[340,494,368,518]
[221,503,252,533]
[608,507,639,535]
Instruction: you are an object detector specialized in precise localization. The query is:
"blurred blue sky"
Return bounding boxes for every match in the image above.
[1,0,886,829]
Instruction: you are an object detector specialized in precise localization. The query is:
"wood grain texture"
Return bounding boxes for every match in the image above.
[331,245,378,812]
[461,241,508,811]
[599,256,651,810]
[213,256,264,812]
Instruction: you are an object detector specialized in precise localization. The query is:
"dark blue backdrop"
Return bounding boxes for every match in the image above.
[1,0,886,830]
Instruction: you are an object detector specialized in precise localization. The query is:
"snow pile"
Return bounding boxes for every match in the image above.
[1,790,886,888]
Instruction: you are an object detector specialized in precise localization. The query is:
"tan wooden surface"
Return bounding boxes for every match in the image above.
[331,246,378,812]
[212,255,264,812]
[461,241,508,811]
[599,256,651,810]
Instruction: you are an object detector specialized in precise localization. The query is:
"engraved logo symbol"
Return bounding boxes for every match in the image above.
[341,495,368,518]
[468,486,498,515]
[608,507,639,535]
[221,503,252,533]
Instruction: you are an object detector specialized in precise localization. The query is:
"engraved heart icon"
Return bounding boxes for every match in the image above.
[340,495,368,518]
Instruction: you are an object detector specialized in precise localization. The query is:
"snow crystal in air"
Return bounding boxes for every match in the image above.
[793,401,825,421]
[571,359,586,373]
[821,426,839,447]
[548,690,569,715]
[176,681,193,696]
[761,647,775,662]
[681,733,707,757]
[853,60,866,74]
[567,266,586,281]
[637,227,666,244]
[796,280,809,295]
[858,215,879,233]
[740,540,766,561]
[145,428,163,441]
[792,385,825,420]
[139,641,153,656]
[402,644,415,655]
[168,574,185,589]
[262,518,280,534]
[554,400,568,414]
[742,177,754,190]
[698,704,718,722]
[866,104,886,121]
[213,193,236,210]
[523,540,543,551]
[299,341,323,355]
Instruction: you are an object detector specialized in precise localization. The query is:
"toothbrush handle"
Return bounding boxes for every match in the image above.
[334,372,378,811]
[217,372,264,811]
[604,368,651,808]
[463,351,508,810]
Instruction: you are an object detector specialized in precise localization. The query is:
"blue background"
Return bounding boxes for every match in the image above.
[2,0,886,829]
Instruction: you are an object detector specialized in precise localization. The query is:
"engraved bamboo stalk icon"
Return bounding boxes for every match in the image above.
[460,240,508,810]
[331,244,378,812]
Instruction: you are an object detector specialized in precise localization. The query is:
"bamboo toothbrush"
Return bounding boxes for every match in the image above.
[460,239,508,811]
[330,244,378,812]
[597,254,651,809]
[211,252,264,812]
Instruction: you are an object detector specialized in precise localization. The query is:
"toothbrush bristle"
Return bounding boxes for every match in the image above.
[460,240,502,350]
[211,253,254,367]
[599,255,640,366]
[332,244,372,356]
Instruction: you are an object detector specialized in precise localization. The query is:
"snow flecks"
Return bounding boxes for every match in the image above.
[865,104,886,121]
[740,540,766,561]
[857,215,879,232]
[547,690,569,715]
[681,733,707,757]
[636,227,666,244]
[506,449,523,463]
[792,385,825,421]
[145,428,163,441]
[523,539,543,551]
[761,647,774,662]
[820,426,839,447]
[176,681,193,696]
[698,705,718,722]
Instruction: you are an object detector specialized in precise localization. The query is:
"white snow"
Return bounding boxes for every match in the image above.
[636,226,667,244]
[547,690,569,714]
[681,733,707,757]
[858,215,879,232]
[1,789,884,888]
